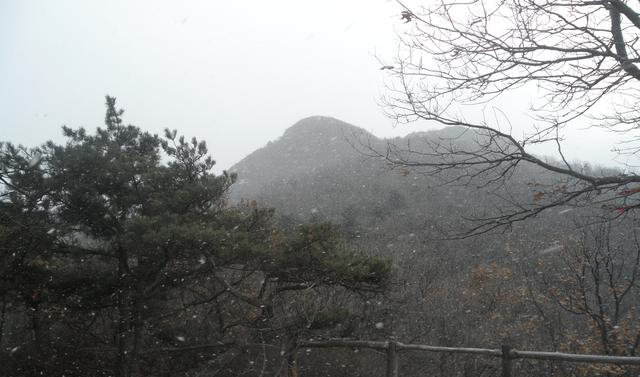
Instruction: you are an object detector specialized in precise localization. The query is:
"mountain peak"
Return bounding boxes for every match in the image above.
[229,116,490,205]
[280,116,373,141]
[229,116,379,201]
[293,115,343,124]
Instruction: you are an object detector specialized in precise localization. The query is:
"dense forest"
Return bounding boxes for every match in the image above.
[231,116,640,376]
[3,100,640,376]
[0,99,389,377]
[5,0,640,375]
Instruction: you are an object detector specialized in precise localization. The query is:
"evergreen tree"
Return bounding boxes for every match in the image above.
[0,97,389,377]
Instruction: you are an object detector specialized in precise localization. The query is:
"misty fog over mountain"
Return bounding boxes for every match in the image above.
[4,1,640,376]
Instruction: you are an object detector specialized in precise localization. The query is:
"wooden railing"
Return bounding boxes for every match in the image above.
[297,339,640,377]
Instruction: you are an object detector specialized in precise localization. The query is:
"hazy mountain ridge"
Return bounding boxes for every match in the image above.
[225,116,592,359]
[229,116,477,208]
[230,116,381,203]
[228,116,579,249]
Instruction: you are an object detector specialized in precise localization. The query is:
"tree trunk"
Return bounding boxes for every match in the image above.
[30,301,44,355]
[130,285,145,377]
[116,245,132,377]
[0,297,6,347]
[287,351,299,377]
[279,336,299,377]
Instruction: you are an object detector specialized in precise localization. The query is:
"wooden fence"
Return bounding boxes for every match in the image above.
[297,339,640,377]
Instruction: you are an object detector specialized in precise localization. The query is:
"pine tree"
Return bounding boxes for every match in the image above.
[0,97,389,377]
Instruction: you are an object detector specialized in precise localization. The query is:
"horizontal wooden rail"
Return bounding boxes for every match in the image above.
[298,339,503,358]
[298,339,387,350]
[397,342,502,357]
[298,339,640,364]
[513,350,640,365]
[297,338,640,377]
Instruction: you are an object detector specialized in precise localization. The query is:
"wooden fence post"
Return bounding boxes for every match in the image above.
[386,340,399,377]
[501,345,513,377]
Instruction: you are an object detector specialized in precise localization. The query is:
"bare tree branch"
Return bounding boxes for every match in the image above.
[381,0,640,236]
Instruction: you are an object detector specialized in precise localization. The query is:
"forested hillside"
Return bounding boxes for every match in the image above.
[3,107,640,377]
[230,116,640,377]
[6,0,640,375]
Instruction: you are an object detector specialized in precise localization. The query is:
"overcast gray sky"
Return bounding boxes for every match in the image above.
[1,0,634,171]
